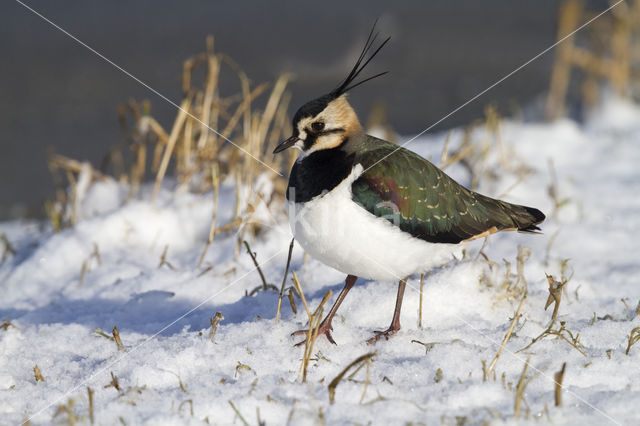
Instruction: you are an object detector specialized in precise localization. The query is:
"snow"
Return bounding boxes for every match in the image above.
[2,97,640,425]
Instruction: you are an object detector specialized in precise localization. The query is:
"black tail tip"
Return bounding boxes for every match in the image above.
[518,206,546,233]
[525,206,546,225]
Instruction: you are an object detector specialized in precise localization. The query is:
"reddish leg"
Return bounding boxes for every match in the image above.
[292,274,357,346]
[367,277,407,345]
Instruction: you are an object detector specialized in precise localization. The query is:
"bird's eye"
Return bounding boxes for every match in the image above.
[311,122,325,132]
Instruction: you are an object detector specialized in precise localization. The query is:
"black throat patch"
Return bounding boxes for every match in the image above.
[286,142,354,203]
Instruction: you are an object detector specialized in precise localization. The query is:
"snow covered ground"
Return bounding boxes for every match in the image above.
[1,98,640,425]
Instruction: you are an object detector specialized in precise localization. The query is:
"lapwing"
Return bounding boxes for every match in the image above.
[273,25,545,345]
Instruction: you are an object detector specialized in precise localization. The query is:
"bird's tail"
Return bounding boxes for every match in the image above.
[506,203,546,233]
[473,193,546,234]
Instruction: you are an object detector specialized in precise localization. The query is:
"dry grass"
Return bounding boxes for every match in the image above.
[518,320,586,357]
[544,273,567,323]
[53,398,80,426]
[46,36,295,248]
[158,245,174,270]
[291,270,333,382]
[33,365,45,382]
[411,339,438,355]
[546,0,639,118]
[93,328,114,341]
[77,243,102,287]
[87,387,95,425]
[178,399,194,417]
[209,312,223,343]
[228,400,249,426]
[287,288,298,314]
[234,362,253,378]
[0,319,15,331]
[516,261,586,356]
[479,245,531,303]
[418,273,426,329]
[244,241,278,295]
[159,369,188,393]
[0,232,15,263]
[485,294,527,380]
[198,164,221,267]
[104,372,121,391]
[626,327,640,355]
[291,271,310,318]
[547,159,571,218]
[275,239,295,323]
[112,326,125,352]
[513,359,534,419]
[328,352,376,404]
[554,362,566,406]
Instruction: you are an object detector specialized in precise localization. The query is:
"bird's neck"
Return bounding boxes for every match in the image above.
[288,141,356,203]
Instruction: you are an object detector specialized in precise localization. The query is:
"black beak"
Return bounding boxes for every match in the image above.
[273,135,299,154]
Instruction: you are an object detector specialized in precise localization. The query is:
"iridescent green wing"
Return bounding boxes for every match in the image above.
[351,138,544,244]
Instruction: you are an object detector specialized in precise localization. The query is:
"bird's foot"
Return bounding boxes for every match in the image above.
[366,326,400,345]
[291,321,336,346]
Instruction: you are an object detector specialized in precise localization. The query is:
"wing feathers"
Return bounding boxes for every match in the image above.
[351,137,545,244]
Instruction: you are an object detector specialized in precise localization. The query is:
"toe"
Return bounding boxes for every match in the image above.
[326,333,337,345]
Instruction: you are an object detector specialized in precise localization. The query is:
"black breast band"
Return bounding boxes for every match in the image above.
[286,145,354,203]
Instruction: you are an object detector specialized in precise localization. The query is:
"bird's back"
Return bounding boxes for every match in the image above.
[349,135,545,244]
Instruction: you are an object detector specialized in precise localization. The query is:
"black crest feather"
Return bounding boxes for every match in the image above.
[331,20,390,97]
[288,20,390,126]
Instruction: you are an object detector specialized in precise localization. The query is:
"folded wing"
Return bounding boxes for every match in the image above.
[351,137,545,244]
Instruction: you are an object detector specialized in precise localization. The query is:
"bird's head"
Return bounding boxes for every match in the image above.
[273,93,361,155]
[273,22,389,156]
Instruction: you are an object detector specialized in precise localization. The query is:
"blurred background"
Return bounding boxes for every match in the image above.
[1,1,621,220]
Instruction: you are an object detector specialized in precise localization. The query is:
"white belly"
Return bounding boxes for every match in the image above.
[288,165,461,282]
